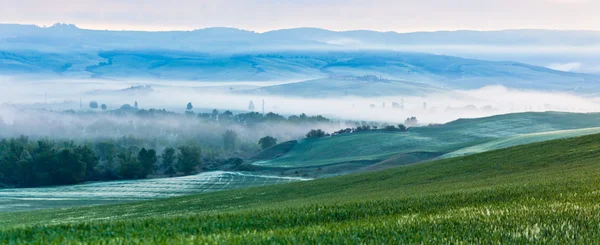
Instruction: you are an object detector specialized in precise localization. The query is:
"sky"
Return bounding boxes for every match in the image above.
[1,0,599,32]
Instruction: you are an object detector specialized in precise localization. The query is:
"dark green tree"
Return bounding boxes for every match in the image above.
[186,102,193,111]
[137,148,157,178]
[177,146,202,174]
[258,136,277,150]
[161,147,176,170]
[52,148,86,185]
[398,124,408,132]
[75,145,99,180]
[118,150,142,179]
[306,129,327,138]
[31,140,57,186]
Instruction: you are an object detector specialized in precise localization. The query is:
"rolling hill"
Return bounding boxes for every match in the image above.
[244,75,455,97]
[3,50,600,93]
[251,112,600,171]
[3,132,600,243]
[3,24,600,51]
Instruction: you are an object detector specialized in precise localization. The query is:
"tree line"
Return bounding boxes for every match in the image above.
[306,123,409,139]
[0,136,203,188]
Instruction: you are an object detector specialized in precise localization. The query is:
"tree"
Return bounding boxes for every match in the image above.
[211,109,219,120]
[137,148,157,178]
[89,101,99,110]
[248,100,255,111]
[258,136,277,150]
[52,148,86,185]
[134,101,139,109]
[120,104,134,111]
[118,150,142,179]
[306,129,327,138]
[223,130,238,151]
[383,125,396,131]
[100,104,107,111]
[75,145,99,180]
[177,146,202,174]
[161,147,176,170]
[17,150,34,186]
[31,140,57,186]
[186,102,193,111]
[398,124,407,132]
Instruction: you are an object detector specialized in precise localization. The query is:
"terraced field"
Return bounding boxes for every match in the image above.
[0,171,306,212]
[253,112,600,168]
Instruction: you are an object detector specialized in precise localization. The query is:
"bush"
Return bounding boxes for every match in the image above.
[306,129,328,138]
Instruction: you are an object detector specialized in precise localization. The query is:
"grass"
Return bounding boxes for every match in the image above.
[253,111,600,168]
[3,133,600,243]
[441,126,600,158]
[0,171,304,212]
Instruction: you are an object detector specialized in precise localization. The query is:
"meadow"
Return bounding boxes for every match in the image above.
[253,111,600,168]
[2,133,600,243]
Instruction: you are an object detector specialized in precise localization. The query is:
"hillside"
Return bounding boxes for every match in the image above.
[3,50,600,92]
[3,133,600,243]
[252,112,600,170]
[244,75,454,97]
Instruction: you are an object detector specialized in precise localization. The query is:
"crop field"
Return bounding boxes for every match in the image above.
[0,171,306,212]
[253,112,600,168]
[2,133,600,243]
[441,126,600,158]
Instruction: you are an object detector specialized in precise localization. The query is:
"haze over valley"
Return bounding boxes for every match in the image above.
[3,3,600,241]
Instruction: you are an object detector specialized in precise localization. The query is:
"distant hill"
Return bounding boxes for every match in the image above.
[244,75,454,97]
[3,50,600,92]
[2,24,600,51]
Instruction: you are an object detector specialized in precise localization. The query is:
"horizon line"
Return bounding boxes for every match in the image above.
[2,22,600,34]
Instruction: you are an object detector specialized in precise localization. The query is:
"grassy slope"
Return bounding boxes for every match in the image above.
[254,112,600,168]
[244,77,451,97]
[441,126,600,158]
[3,134,600,243]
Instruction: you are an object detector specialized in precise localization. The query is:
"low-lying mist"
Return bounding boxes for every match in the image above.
[1,76,600,134]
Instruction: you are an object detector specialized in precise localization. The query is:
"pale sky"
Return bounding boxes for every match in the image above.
[2,0,599,32]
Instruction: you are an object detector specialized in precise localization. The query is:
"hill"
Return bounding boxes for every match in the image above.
[244,75,454,97]
[3,24,600,51]
[3,132,600,243]
[252,112,600,170]
[3,50,600,92]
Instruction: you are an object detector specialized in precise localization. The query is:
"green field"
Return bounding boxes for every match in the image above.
[0,171,305,212]
[3,133,600,243]
[253,112,600,169]
[441,126,600,158]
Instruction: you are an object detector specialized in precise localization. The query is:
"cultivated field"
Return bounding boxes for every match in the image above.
[2,133,600,243]
[0,171,305,212]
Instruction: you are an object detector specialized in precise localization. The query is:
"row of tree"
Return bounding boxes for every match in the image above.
[0,137,203,188]
[308,123,409,139]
